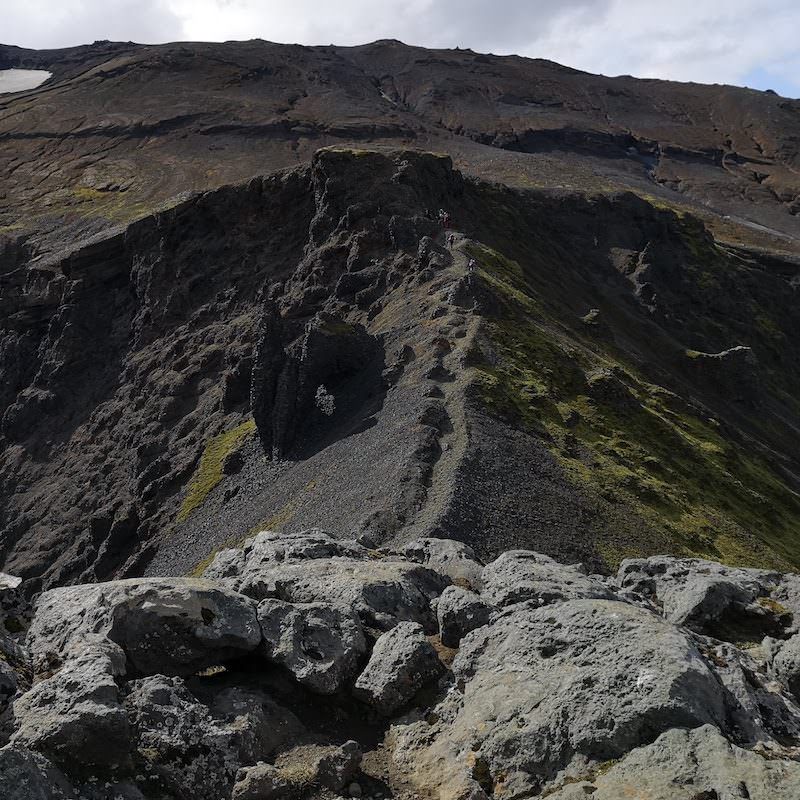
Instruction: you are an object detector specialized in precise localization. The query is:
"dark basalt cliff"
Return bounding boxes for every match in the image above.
[0,145,798,591]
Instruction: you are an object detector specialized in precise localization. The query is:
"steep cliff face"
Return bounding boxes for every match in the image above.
[1,148,798,589]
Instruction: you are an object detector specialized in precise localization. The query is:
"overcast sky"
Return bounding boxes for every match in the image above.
[4,0,799,97]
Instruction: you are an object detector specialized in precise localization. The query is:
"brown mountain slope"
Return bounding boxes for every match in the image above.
[0,42,799,588]
[1,39,799,260]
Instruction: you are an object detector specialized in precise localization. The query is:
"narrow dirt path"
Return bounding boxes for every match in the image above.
[399,232,483,542]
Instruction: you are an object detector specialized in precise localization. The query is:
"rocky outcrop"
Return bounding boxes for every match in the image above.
[204,530,449,631]
[353,621,443,715]
[1,538,798,798]
[480,550,615,608]
[27,578,261,678]
[257,598,367,694]
[544,725,800,799]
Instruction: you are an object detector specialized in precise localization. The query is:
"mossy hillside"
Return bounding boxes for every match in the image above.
[177,418,256,523]
[471,242,800,571]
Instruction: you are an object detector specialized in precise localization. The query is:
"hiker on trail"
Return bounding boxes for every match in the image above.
[443,211,451,230]
[468,257,476,272]
[447,233,455,249]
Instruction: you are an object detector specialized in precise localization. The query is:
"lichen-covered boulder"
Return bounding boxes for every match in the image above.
[392,599,725,799]
[12,640,131,771]
[544,725,800,799]
[238,558,448,632]
[481,550,615,608]
[354,621,443,715]
[257,598,367,694]
[232,763,288,800]
[617,556,781,632]
[436,585,493,647]
[124,675,302,800]
[27,578,260,677]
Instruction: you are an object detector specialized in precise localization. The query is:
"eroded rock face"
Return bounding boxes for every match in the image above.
[436,585,493,647]
[257,598,367,694]
[27,578,260,678]
[545,725,800,800]
[393,598,726,798]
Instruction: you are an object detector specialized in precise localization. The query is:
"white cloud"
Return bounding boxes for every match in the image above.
[2,0,798,95]
[2,0,183,49]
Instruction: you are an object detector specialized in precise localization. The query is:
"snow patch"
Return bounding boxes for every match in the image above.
[0,69,52,94]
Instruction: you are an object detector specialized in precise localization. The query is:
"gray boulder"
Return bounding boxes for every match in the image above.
[772,632,800,701]
[12,640,131,771]
[313,739,362,791]
[481,550,615,608]
[436,585,493,647]
[398,538,484,590]
[391,599,725,799]
[27,578,260,678]
[697,636,800,744]
[232,763,288,800]
[354,621,443,715]
[0,744,76,800]
[617,556,781,632]
[544,724,800,800]
[235,557,448,632]
[258,598,367,694]
[204,529,368,586]
[124,675,302,800]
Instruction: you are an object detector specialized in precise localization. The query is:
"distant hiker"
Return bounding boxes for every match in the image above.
[447,233,455,249]
[468,257,476,272]
[443,211,451,230]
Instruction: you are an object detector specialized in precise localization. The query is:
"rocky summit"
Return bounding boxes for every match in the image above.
[2,531,800,799]
[0,35,800,799]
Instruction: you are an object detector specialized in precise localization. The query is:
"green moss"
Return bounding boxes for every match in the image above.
[319,318,357,336]
[471,240,800,572]
[177,419,256,523]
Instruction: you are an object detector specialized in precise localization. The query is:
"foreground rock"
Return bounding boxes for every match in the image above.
[125,675,302,800]
[12,640,130,771]
[393,598,726,798]
[205,530,449,631]
[257,598,367,694]
[546,725,800,799]
[354,622,444,715]
[4,538,800,799]
[27,578,260,677]
[0,744,76,800]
